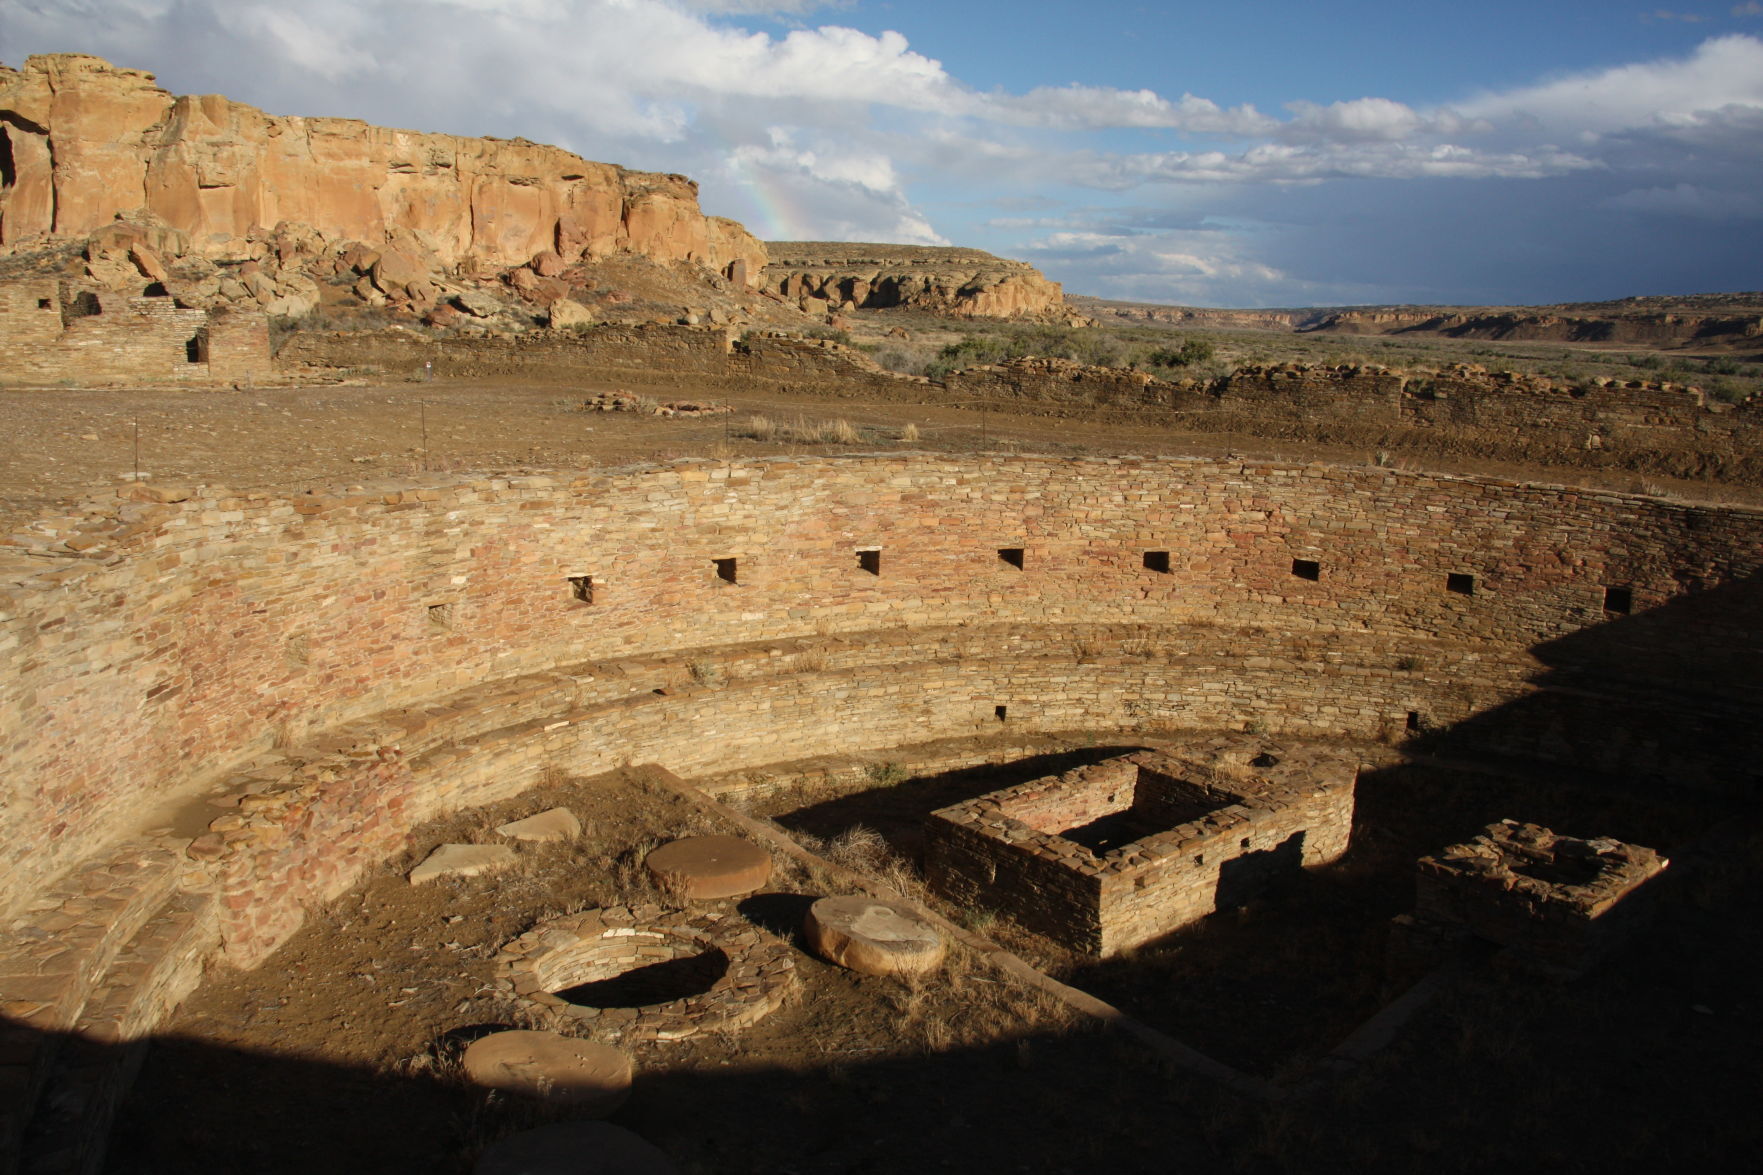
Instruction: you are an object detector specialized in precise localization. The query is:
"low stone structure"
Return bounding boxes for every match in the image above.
[925,740,1357,957]
[493,906,795,1042]
[0,279,269,386]
[1406,820,1668,976]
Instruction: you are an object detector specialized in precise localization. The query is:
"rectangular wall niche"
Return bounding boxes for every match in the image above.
[714,557,739,584]
[998,547,1025,570]
[1143,550,1171,574]
[857,548,882,576]
[567,575,596,604]
[925,740,1358,957]
[1291,558,1321,581]
[427,603,454,630]
[1446,572,1476,596]
[1603,586,1633,615]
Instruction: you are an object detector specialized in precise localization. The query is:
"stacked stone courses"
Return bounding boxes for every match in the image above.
[1411,820,1668,977]
[926,742,1356,956]
[1,454,1759,1003]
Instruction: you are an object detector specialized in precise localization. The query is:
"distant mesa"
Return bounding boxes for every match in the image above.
[1072,292,1763,353]
[762,241,1078,322]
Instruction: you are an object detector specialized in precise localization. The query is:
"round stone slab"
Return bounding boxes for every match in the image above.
[805,895,947,977]
[474,1121,679,1175]
[643,835,772,900]
[461,1030,632,1114]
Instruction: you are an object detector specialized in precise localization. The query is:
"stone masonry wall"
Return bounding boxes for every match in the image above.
[0,278,270,385]
[1,455,1759,962]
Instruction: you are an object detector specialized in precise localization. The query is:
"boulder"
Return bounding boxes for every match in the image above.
[804,895,946,977]
[462,1030,632,1113]
[547,299,595,330]
[644,835,771,900]
[408,843,517,885]
[496,807,582,843]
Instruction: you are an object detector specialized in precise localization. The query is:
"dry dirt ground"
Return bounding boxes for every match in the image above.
[5,373,1761,536]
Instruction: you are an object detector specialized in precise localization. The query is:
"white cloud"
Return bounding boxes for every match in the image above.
[1458,33,1763,137]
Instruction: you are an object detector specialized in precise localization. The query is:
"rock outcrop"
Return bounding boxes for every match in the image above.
[0,54,765,283]
[762,242,1072,320]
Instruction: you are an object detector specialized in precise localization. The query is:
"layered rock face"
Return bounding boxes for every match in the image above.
[762,242,1070,320]
[0,54,765,281]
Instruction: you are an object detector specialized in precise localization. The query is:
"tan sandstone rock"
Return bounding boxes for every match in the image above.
[0,54,767,284]
[495,807,582,843]
[644,835,772,900]
[408,843,517,884]
[805,895,947,976]
[462,1030,632,1113]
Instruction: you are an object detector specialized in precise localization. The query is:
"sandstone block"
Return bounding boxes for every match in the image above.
[495,807,582,843]
[805,895,946,977]
[462,1029,632,1113]
[408,843,516,885]
[644,835,771,900]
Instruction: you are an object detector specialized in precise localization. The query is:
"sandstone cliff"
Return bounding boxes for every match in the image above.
[762,242,1073,321]
[0,54,765,282]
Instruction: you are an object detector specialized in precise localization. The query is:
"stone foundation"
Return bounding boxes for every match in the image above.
[1406,820,1668,976]
[925,740,1357,956]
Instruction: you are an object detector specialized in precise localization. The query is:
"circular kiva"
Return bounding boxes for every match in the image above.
[643,835,772,900]
[474,1121,680,1175]
[804,895,947,977]
[461,1029,633,1114]
[493,906,795,1043]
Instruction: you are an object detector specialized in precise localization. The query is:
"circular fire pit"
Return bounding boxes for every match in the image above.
[493,905,795,1042]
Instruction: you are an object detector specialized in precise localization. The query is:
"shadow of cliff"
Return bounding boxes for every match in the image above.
[1407,568,1763,795]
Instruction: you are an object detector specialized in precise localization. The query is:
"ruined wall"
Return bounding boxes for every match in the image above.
[0,279,269,384]
[0,55,765,280]
[1,456,1759,963]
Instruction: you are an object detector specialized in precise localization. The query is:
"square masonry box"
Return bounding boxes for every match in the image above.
[1408,820,1667,977]
[925,739,1358,958]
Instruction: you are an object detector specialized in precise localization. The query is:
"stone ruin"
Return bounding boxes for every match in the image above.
[925,739,1358,957]
[1400,820,1668,977]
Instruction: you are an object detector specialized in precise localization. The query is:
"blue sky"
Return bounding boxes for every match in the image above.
[4,1,1761,306]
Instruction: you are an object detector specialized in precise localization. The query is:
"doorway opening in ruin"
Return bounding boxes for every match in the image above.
[1604,586,1633,615]
[185,332,206,364]
[1292,559,1321,581]
[714,557,738,584]
[0,123,14,190]
[144,282,170,298]
[1144,550,1171,573]
[1447,572,1475,596]
[857,548,881,575]
[70,291,101,318]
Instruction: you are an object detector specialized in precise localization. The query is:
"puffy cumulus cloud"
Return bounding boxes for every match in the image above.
[1458,33,1763,138]
[717,130,948,243]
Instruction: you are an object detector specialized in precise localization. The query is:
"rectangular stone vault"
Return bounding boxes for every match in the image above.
[924,739,1358,957]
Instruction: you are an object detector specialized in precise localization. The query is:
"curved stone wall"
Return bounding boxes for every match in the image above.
[3,455,1760,961]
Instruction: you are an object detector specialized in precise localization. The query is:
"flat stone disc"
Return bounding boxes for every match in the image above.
[805,895,946,976]
[474,1121,678,1175]
[462,1030,632,1114]
[643,835,772,899]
